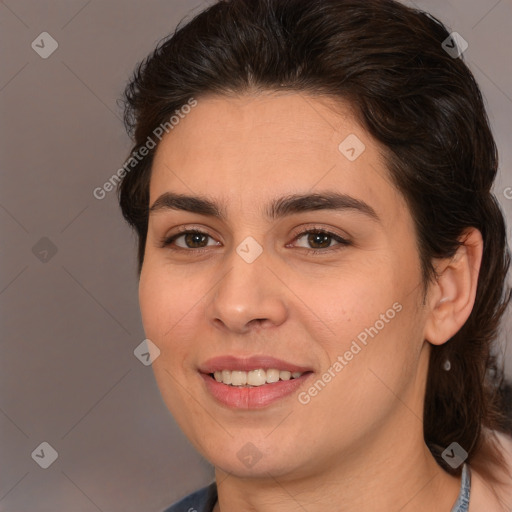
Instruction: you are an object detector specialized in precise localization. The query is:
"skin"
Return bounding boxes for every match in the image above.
[138,91,489,511]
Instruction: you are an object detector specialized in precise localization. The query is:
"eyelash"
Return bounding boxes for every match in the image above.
[160,226,351,255]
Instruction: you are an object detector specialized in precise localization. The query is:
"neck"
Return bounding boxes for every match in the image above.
[213,417,462,512]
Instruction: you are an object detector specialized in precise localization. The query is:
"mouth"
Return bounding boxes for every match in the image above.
[198,355,314,409]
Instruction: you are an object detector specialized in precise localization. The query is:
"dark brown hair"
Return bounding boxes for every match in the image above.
[118,0,512,481]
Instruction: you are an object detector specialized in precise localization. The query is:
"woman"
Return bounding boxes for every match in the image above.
[117,0,512,510]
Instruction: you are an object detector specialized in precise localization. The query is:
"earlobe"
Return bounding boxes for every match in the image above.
[423,228,484,346]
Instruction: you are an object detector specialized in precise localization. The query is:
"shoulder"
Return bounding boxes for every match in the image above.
[161,481,218,512]
[469,430,512,512]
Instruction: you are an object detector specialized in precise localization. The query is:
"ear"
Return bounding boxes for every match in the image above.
[423,228,483,346]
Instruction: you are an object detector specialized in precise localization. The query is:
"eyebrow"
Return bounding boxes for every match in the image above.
[149,191,380,222]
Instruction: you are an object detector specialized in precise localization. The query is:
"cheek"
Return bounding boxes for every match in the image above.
[295,252,422,385]
[297,299,423,437]
[294,260,399,344]
[138,265,204,424]
[138,261,214,374]
[139,267,167,340]
[138,264,191,349]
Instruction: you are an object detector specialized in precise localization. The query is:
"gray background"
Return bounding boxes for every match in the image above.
[0,1,511,511]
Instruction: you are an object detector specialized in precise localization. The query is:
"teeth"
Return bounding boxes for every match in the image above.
[211,368,305,387]
[231,371,247,386]
[247,369,267,386]
[266,369,280,383]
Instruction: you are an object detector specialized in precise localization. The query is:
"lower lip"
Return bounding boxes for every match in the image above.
[201,372,313,409]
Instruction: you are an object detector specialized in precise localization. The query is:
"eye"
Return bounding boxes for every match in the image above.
[161,229,219,250]
[290,228,351,253]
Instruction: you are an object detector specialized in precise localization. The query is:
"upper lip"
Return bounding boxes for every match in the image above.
[198,355,313,374]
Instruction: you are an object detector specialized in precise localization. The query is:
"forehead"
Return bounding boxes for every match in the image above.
[149,92,405,224]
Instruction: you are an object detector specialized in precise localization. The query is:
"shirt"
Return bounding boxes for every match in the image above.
[162,463,471,512]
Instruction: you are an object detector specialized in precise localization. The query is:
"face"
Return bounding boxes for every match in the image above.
[139,91,431,480]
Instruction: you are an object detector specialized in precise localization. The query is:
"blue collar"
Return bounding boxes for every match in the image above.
[450,463,471,512]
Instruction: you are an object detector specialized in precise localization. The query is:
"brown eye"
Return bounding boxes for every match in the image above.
[292,229,350,252]
[162,230,218,250]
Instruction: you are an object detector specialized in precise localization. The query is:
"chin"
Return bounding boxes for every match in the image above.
[201,439,307,478]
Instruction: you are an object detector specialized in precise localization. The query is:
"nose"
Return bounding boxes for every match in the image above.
[205,248,288,335]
